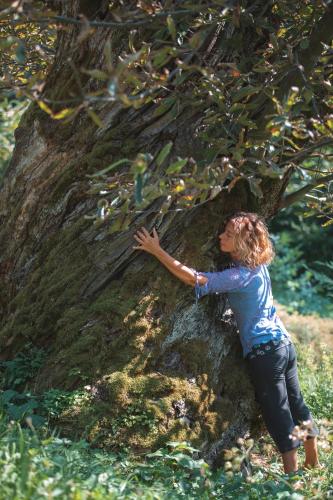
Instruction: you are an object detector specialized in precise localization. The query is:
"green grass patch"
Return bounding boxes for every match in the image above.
[0,341,332,499]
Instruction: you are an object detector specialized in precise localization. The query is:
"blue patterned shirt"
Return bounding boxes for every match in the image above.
[193,260,291,357]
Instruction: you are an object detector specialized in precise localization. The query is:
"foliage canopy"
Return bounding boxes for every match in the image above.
[1,1,333,227]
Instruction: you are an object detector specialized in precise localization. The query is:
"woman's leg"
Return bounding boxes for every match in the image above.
[247,347,300,473]
[284,344,320,468]
[282,448,298,474]
[303,438,319,469]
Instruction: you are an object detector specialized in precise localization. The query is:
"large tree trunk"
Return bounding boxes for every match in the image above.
[0,0,292,465]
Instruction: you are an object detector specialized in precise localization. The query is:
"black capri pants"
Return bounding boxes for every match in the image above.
[246,341,319,453]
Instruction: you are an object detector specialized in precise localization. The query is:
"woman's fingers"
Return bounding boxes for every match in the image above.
[133,229,149,252]
[135,227,153,242]
[135,229,149,240]
[136,229,149,240]
[135,230,144,238]
[133,227,160,254]
[133,227,159,252]
[137,227,157,238]
[133,234,144,243]
[136,228,147,239]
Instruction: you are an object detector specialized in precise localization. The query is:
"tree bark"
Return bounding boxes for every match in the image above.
[0,0,312,464]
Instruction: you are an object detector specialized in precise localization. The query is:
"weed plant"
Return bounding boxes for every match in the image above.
[0,343,332,499]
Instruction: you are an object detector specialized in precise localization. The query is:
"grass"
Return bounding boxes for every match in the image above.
[0,413,331,499]
[0,304,332,499]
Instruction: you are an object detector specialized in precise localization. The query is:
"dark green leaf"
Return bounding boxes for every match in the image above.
[135,173,143,204]
[86,159,131,178]
[166,16,177,41]
[165,158,187,174]
[232,86,261,102]
[1,389,18,404]
[156,142,173,167]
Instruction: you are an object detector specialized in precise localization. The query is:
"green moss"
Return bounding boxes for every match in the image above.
[89,283,137,317]
[45,269,230,450]
[55,370,209,451]
[1,219,90,350]
[174,339,210,374]
[54,307,89,346]
[89,143,114,159]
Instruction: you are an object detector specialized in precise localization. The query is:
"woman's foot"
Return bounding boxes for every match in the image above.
[302,461,322,470]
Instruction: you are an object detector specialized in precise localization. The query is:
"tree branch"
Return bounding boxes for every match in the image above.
[278,172,333,209]
[280,138,333,166]
[0,8,206,28]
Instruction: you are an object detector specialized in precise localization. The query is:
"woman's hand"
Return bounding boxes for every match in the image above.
[133,227,197,286]
[133,227,161,255]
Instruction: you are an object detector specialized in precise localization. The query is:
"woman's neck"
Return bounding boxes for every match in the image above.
[231,252,241,262]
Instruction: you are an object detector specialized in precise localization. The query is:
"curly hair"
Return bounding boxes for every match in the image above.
[223,211,275,268]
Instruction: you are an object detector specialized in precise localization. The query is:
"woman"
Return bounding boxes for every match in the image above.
[133,211,319,474]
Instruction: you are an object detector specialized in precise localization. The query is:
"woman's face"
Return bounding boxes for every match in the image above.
[219,221,237,254]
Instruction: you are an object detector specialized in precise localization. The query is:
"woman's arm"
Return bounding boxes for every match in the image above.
[133,227,208,287]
